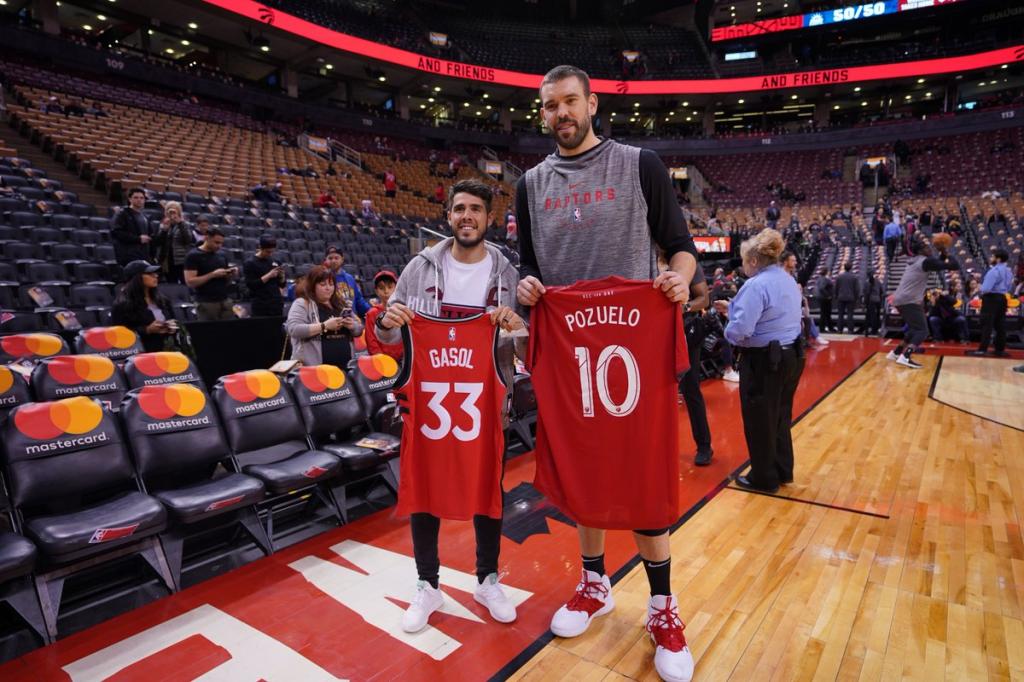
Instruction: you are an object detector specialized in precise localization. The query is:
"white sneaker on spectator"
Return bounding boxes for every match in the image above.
[401,581,444,633]
[550,569,614,638]
[647,594,694,682]
[474,573,517,623]
[722,369,740,383]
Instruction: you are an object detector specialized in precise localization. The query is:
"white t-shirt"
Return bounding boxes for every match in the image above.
[442,250,492,309]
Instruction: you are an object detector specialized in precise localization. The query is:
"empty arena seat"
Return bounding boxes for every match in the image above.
[0,333,69,364]
[74,326,143,360]
[0,311,40,333]
[1,397,173,639]
[31,354,129,408]
[123,352,205,390]
[120,384,270,589]
[0,530,47,644]
[348,353,404,432]
[507,374,537,450]
[0,364,32,423]
[212,369,344,545]
[286,365,398,519]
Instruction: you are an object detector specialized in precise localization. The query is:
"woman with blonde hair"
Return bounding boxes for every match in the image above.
[716,228,805,493]
[285,265,363,367]
[154,200,195,284]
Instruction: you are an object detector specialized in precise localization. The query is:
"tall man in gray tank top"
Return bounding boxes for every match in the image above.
[516,65,700,682]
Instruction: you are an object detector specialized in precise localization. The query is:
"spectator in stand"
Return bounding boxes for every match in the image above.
[783,251,828,349]
[250,181,271,202]
[433,183,446,205]
[286,265,363,367]
[863,269,884,337]
[363,270,403,360]
[316,190,338,209]
[927,289,968,342]
[883,216,902,262]
[268,182,287,205]
[194,215,210,245]
[814,271,835,333]
[112,187,153,269]
[383,169,398,198]
[111,260,179,353]
[243,234,286,317]
[765,200,781,229]
[968,248,1013,357]
[834,261,861,333]
[360,199,378,220]
[184,227,237,321]
[323,245,371,318]
[85,101,108,117]
[325,163,338,177]
[153,201,194,285]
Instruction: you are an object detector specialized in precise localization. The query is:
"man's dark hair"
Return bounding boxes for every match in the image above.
[843,261,853,271]
[127,187,145,199]
[448,179,493,214]
[992,247,1009,262]
[541,64,591,98]
[206,226,224,239]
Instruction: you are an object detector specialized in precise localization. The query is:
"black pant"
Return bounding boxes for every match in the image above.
[411,513,503,585]
[680,314,712,455]
[837,300,856,332]
[739,345,805,489]
[865,301,881,335]
[977,293,1008,352]
[895,303,928,354]
[817,299,832,332]
[885,237,899,262]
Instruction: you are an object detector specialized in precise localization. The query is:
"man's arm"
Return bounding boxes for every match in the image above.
[515,176,541,281]
[639,149,697,286]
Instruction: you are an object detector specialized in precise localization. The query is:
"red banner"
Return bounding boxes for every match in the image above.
[203,0,1023,96]
[711,15,804,42]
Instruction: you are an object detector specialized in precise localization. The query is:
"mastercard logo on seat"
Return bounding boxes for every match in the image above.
[81,326,138,351]
[15,396,104,440]
[133,352,191,377]
[298,365,346,393]
[354,331,367,352]
[138,384,206,420]
[1,333,64,359]
[357,354,400,382]
[223,370,280,403]
[45,355,116,385]
[0,366,14,394]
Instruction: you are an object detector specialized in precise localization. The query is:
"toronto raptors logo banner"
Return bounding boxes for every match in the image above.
[527,276,688,529]
[394,314,507,520]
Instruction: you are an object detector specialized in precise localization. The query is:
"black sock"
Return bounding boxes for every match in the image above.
[581,554,605,577]
[643,558,672,596]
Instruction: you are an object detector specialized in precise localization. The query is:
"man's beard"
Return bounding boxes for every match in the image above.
[548,115,591,150]
[454,227,485,249]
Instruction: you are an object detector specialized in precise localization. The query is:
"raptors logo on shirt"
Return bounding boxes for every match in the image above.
[527,276,688,529]
[394,314,507,520]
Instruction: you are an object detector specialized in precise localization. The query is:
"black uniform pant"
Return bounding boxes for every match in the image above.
[411,513,502,586]
[680,314,712,455]
[864,301,881,335]
[739,344,805,490]
[977,293,1008,352]
[837,300,856,332]
[817,299,833,332]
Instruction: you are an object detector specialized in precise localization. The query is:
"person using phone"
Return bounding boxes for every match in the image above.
[285,265,363,367]
[184,227,237,321]
[243,234,287,317]
[111,260,181,352]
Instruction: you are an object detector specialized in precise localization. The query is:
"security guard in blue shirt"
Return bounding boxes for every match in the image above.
[967,248,1013,357]
[716,229,805,493]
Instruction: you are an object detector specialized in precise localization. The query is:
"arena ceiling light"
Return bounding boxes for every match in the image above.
[378,75,386,82]
[325,63,333,69]
[181,40,190,46]
[97,14,107,20]
[861,101,868,106]
[427,97,434,102]
[917,78,925,83]
[738,98,745,103]
[82,24,93,31]
[188,22,199,30]
[433,86,441,92]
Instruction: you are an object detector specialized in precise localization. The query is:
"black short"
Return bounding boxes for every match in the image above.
[634,527,670,537]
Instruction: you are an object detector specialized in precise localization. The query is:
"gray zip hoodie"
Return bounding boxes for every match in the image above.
[377,237,525,394]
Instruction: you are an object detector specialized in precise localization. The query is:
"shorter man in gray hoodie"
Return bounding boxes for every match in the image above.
[375,179,527,634]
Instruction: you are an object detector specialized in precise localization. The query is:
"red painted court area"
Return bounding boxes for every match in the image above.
[0,338,937,681]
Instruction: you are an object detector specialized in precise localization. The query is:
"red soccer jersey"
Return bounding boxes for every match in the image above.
[527,276,688,530]
[394,313,507,520]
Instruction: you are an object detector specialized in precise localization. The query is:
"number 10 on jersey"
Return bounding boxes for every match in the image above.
[573,345,640,418]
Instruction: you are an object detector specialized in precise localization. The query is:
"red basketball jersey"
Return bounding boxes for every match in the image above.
[394,314,507,520]
[527,276,688,529]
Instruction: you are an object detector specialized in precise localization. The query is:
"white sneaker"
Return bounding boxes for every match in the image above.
[474,572,517,623]
[647,594,694,682]
[896,354,922,369]
[401,581,444,633]
[550,569,614,638]
[817,337,830,346]
[886,349,899,361]
[722,368,740,383]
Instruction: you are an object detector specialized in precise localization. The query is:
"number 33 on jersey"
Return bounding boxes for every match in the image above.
[394,314,507,520]
[527,276,689,530]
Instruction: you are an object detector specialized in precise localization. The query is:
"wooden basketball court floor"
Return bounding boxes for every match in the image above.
[2,340,1021,681]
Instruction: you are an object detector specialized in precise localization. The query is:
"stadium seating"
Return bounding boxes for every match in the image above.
[0,364,32,422]
[120,384,271,590]
[0,333,69,364]
[0,529,47,645]
[123,351,205,390]
[73,326,143,361]
[1,396,175,640]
